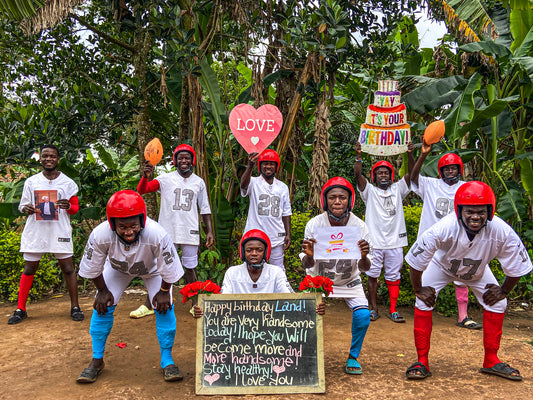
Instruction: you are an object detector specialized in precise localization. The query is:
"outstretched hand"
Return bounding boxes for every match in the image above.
[143,160,154,179]
[248,152,259,168]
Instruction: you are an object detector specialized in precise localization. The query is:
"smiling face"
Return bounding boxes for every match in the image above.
[260,161,277,179]
[175,151,193,175]
[461,205,488,232]
[115,216,142,243]
[326,187,350,218]
[374,166,391,187]
[244,239,266,265]
[40,147,59,172]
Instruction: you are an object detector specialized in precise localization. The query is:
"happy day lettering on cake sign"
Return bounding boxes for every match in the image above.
[229,104,283,154]
[358,80,411,156]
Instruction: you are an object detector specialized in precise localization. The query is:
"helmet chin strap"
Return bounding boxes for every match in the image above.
[443,175,460,185]
[246,259,265,270]
[377,180,392,190]
[327,209,349,222]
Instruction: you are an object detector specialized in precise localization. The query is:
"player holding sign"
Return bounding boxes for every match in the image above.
[354,141,414,323]
[405,181,532,381]
[301,177,372,375]
[135,144,214,315]
[240,149,292,269]
[411,142,481,330]
[77,190,184,383]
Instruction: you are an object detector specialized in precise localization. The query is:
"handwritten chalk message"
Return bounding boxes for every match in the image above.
[196,293,325,395]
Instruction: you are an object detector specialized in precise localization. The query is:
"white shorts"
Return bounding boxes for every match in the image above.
[416,261,506,313]
[345,296,369,310]
[269,245,285,270]
[102,266,173,306]
[175,244,198,269]
[365,248,403,281]
[23,252,72,262]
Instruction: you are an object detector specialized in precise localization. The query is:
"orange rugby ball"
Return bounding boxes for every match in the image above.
[423,120,445,145]
[144,138,163,165]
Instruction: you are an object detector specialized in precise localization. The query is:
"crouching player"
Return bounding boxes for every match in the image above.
[405,181,532,381]
[76,190,184,383]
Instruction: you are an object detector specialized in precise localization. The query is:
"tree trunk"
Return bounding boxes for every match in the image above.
[133,30,158,219]
[308,98,331,210]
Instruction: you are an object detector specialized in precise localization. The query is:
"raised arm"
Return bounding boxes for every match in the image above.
[137,161,160,194]
[403,142,415,187]
[410,142,432,187]
[240,152,259,192]
[353,142,367,192]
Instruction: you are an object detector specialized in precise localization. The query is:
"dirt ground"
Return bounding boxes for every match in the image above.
[1,289,532,400]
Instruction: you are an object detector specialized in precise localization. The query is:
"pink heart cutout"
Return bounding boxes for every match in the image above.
[204,373,220,386]
[273,365,285,375]
[229,104,283,154]
[331,232,343,240]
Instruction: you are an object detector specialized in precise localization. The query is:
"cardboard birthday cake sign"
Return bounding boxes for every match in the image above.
[358,80,410,156]
[229,104,283,154]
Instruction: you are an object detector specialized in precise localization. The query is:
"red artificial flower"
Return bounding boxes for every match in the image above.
[298,275,334,297]
[180,280,221,304]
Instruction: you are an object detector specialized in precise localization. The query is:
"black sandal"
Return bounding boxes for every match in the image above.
[71,307,85,321]
[406,361,432,379]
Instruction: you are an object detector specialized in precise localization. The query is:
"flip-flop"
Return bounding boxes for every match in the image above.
[406,361,432,380]
[388,312,406,323]
[76,367,103,383]
[456,317,482,330]
[370,310,380,321]
[480,363,522,381]
[345,357,362,375]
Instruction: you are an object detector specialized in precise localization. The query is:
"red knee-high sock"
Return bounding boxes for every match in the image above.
[483,310,504,368]
[17,273,35,311]
[386,279,400,314]
[414,307,433,369]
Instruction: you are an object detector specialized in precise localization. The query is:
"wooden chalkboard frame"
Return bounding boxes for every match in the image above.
[196,292,325,395]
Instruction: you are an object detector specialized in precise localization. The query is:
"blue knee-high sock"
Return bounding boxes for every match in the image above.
[350,307,370,359]
[89,305,116,359]
[155,305,177,368]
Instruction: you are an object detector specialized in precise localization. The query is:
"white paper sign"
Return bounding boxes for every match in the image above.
[313,226,361,260]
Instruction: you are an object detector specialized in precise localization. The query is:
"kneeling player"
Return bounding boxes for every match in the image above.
[76,190,184,383]
[405,181,532,381]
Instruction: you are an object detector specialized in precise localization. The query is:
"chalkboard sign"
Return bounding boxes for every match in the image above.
[196,293,325,395]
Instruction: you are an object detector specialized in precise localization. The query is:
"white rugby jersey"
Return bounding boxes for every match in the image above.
[221,262,292,294]
[413,175,465,236]
[241,176,292,248]
[301,212,373,297]
[406,214,532,281]
[19,172,78,253]
[79,217,184,284]
[359,178,410,249]
[155,172,211,245]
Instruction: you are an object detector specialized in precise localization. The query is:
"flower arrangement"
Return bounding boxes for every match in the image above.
[298,275,334,297]
[179,280,221,304]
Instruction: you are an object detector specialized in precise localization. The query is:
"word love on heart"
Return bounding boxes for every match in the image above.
[229,104,283,154]
[204,373,220,386]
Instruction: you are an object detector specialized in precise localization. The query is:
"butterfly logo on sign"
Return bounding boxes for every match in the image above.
[229,104,283,154]
[327,232,347,254]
